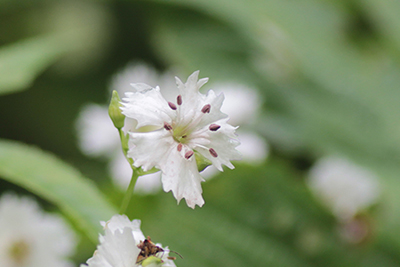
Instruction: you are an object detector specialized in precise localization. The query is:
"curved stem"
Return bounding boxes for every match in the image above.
[119,172,139,214]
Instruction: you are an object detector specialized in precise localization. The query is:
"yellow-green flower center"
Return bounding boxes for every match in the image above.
[9,240,30,264]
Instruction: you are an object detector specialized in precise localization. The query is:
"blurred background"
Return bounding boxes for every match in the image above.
[1,0,400,266]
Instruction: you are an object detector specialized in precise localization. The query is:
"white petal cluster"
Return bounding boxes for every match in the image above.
[307,157,380,221]
[121,71,241,208]
[81,215,176,267]
[0,193,76,267]
[75,63,175,194]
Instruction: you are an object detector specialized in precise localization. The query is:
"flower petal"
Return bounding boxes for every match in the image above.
[121,85,175,128]
[160,148,205,208]
[175,71,227,129]
[101,215,145,243]
[196,89,227,128]
[128,129,205,208]
[93,227,139,267]
[195,118,241,171]
[127,129,174,172]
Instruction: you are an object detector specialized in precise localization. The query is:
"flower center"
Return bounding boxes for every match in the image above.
[166,95,209,144]
[165,95,220,159]
[172,125,190,143]
[9,239,31,265]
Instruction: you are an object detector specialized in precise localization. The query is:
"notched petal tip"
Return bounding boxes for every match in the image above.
[185,197,205,209]
[185,71,201,87]
[189,70,200,80]
[197,77,209,89]
[174,76,184,87]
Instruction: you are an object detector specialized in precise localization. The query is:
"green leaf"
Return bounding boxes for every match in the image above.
[0,139,117,243]
[0,34,71,96]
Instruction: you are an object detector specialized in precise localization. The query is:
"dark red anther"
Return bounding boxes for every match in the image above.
[209,124,220,131]
[168,102,177,110]
[201,104,211,113]
[209,148,218,158]
[164,122,173,131]
[185,151,194,159]
[177,95,182,105]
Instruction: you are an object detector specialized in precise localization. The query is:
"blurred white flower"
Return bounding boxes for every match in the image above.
[0,193,76,267]
[81,215,176,267]
[110,63,176,99]
[121,71,241,208]
[307,157,380,221]
[75,63,174,194]
[211,83,261,127]
[109,151,162,195]
[76,103,118,157]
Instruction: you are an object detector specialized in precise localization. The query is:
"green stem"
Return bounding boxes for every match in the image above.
[119,172,139,214]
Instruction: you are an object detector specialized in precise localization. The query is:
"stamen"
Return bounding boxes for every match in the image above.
[209,148,218,157]
[201,104,211,113]
[164,122,173,131]
[185,151,194,159]
[209,124,220,131]
[177,95,182,105]
[177,143,183,152]
[168,102,177,110]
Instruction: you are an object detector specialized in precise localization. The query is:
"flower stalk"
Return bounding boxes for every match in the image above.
[119,172,139,214]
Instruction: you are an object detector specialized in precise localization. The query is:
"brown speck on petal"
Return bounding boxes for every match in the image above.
[209,124,220,131]
[168,102,177,110]
[177,143,183,152]
[201,104,211,113]
[185,151,194,159]
[209,148,218,157]
[177,95,182,105]
[164,122,173,131]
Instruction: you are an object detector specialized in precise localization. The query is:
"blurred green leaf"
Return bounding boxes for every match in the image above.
[148,4,259,85]
[136,162,400,267]
[0,139,117,243]
[0,33,73,96]
[360,0,400,53]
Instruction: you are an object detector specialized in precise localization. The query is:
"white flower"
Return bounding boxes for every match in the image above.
[121,71,241,208]
[75,63,174,194]
[82,215,176,267]
[307,157,380,221]
[0,193,76,267]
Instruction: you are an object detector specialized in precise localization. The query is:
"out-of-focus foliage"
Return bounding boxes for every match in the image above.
[0,34,71,95]
[0,139,117,243]
[1,0,400,266]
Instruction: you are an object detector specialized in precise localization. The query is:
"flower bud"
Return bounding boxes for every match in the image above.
[141,256,163,267]
[108,90,125,129]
